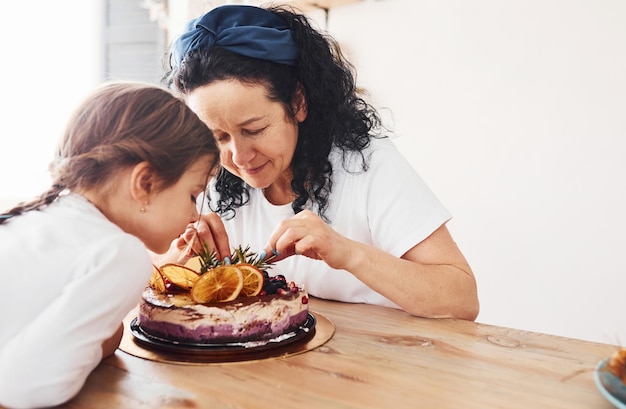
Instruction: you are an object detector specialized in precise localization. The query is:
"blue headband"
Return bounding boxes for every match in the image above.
[172,5,299,67]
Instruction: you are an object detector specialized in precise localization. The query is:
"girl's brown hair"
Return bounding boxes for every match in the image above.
[1,81,218,223]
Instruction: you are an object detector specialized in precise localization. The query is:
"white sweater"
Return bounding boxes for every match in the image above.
[0,193,152,409]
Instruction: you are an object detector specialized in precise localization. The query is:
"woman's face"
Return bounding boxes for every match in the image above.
[186,80,306,191]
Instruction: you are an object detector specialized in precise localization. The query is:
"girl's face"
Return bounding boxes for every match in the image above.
[141,155,213,253]
[187,80,306,192]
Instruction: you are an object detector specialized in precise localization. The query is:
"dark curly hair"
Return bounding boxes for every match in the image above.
[163,5,385,221]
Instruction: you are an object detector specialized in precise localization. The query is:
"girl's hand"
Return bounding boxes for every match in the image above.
[179,212,231,262]
[264,210,354,270]
[101,324,124,359]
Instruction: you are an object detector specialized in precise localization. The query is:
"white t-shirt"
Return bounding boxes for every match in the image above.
[0,193,152,409]
[208,137,451,308]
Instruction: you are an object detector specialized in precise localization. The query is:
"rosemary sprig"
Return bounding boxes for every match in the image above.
[198,240,220,274]
[197,242,276,274]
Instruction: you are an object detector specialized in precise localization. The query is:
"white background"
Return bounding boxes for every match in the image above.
[0,1,100,203]
[1,0,624,345]
[328,0,626,344]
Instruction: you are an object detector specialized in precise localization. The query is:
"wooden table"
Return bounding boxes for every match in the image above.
[60,297,619,408]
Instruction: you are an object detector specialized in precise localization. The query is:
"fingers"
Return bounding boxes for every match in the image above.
[291,235,323,260]
[150,237,191,266]
[195,213,231,261]
[174,229,199,264]
[181,227,202,254]
[264,219,298,261]
[152,213,232,266]
[265,210,326,262]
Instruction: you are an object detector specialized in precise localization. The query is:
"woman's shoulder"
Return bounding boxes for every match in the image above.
[368,136,404,156]
[330,137,403,172]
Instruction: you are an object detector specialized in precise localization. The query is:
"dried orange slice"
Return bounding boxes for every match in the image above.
[237,264,265,297]
[149,265,166,293]
[159,263,200,290]
[183,255,203,273]
[191,265,243,303]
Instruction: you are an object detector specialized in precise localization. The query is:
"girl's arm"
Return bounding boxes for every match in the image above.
[102,324,124,358]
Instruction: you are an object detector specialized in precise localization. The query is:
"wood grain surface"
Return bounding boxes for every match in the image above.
[55,297,619,409]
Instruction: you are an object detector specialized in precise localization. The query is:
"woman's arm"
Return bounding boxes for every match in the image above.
[264,210,479,320]
[345,224,479,320]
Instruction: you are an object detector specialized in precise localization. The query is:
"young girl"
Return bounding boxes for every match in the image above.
[0,82,219,408]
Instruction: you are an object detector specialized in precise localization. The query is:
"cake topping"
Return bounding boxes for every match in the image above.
[238,265,265,297]
[149,244,295,304]
[191,265,244,303]
[159,264,199,290]
[149,265,167,293]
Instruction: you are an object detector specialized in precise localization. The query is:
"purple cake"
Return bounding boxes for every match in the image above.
[137,286,310,344]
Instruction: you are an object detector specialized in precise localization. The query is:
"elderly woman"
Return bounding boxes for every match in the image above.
[162,4,479,320]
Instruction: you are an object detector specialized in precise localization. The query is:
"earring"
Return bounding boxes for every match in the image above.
[140,201,148,213]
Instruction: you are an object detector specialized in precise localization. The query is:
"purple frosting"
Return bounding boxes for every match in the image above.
[139,308,309,344]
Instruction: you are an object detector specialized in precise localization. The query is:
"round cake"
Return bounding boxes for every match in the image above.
[136,246,310,345]
[138,286,309,344]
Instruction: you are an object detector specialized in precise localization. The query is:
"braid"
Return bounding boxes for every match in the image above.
[0,184,65,225]
[1,153,69,224]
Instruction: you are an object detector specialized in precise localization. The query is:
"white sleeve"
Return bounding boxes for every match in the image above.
[366,139,452,257]
[0,235,152,409]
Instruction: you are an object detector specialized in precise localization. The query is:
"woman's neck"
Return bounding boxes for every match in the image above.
[262,174,295,205]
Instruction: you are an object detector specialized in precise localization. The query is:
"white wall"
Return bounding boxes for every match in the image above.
[0,1,101,207]
[326,0,626,344]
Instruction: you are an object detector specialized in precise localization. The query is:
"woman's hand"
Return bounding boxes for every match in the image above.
[187,213,231,261]
[151,213,231,265]
[264,210,479,321]
[264,210,354,270]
